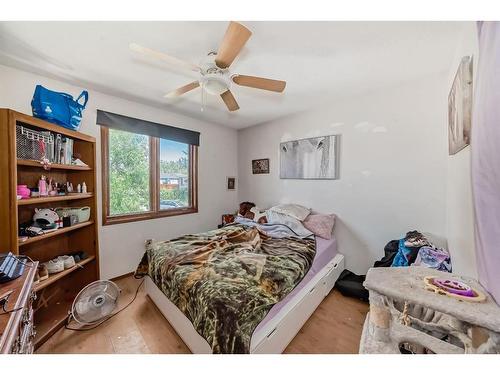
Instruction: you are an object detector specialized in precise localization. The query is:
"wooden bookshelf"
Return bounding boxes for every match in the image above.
[17,193,94,206]
[0,109,100,350]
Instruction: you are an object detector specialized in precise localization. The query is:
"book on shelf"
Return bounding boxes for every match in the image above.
[51,134,73,165]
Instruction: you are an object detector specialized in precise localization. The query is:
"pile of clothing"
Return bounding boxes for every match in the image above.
[374,230,452,272]
[337,230,452,301]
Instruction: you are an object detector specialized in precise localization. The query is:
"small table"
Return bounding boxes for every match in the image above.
[360,267,500,354]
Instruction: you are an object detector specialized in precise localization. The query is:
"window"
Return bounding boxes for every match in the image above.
[101,127,198,225]
[108,129,151,216]
[159,139,190,210]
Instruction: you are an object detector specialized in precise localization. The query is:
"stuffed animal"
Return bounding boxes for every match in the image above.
[238,201,256,217]
[238,202,268,224]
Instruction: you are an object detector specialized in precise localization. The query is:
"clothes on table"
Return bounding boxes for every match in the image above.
[413,246,452,272]
[404,230,431,248]
[374,230,452,272]
[373,240,399,268]
[391,239,421,267]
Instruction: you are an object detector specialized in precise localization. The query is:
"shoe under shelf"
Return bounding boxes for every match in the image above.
[34,255,96,292]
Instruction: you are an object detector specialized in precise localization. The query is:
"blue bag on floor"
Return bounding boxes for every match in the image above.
[31,85,89,131]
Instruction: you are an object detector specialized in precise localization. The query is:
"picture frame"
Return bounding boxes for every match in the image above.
[448,56,473,155]
[280,134,340,179]
[227,176,236,190]
[252,158,270,174]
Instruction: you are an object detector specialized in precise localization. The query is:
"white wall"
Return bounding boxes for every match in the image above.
[444,22,478,278]
[238,75,450,275]
[0,64,238,279]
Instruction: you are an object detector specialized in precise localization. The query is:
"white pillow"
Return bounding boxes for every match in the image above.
[268,204,311,221]
[266,210,313,238]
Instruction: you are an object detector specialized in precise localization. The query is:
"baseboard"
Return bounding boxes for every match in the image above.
[110,271,134,281]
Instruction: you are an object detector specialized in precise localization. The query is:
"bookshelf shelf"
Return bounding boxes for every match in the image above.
[18,221,94,247]
[17,193,93,206]
[34,256,96,292]
[33,298,72,348]
[17,159,91,171]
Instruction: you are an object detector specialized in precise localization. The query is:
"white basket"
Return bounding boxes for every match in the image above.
[54,206,90,223]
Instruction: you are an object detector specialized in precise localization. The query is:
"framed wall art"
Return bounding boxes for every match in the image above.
[252,158,270,174]
[280,135,340,179]
[448,56,473,155]
[227,176,236,190]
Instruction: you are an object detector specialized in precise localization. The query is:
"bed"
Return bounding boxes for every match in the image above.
[138,223,345,354]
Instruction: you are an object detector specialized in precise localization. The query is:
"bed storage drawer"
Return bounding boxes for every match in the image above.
[253,279,328,353]
[322,256,345,294]
[252,255,345,354]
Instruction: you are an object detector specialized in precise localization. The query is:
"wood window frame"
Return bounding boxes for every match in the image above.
[101,126,198,226]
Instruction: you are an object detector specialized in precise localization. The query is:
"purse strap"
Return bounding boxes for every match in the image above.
[76,91,89,109]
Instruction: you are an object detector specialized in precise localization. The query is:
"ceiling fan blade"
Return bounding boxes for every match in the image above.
[215,22,252,69]
[232,75,286,92]
[130,43,200,72]
[164,81,200,98]
[220,90,240,111]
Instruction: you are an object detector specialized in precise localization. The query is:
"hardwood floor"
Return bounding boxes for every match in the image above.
[37,276,369,354]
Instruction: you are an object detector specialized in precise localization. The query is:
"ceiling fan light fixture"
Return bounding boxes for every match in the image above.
[199,74,230,95]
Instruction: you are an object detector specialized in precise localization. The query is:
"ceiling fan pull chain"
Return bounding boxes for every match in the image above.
[201,82,205,112]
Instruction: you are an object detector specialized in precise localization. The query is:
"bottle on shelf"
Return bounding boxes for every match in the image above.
[39,175,48,197]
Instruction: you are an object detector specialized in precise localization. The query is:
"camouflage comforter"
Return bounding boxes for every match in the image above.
[135,224,316,353]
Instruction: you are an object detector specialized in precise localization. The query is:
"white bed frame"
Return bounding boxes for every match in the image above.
[145,253,345,354]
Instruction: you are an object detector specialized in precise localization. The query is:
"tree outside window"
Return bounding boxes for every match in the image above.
[102,127,198,225]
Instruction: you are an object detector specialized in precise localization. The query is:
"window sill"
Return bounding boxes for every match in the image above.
[102,207,198,226]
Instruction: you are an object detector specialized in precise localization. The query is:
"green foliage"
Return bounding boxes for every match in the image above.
[160,156,188,175]
[109,129,150,215]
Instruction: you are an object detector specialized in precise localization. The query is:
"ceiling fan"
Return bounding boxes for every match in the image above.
[130,21,286,112]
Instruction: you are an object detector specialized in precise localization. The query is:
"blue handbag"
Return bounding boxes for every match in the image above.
[31,85,89,131]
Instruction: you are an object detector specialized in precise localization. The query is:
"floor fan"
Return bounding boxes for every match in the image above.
[67,280,121,328]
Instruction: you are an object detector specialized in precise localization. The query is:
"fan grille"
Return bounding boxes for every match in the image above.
[71,280,120,325]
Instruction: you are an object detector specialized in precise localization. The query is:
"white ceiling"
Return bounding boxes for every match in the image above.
[0,21,466,129]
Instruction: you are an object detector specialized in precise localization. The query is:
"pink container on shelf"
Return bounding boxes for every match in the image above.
[16,185,31,199]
